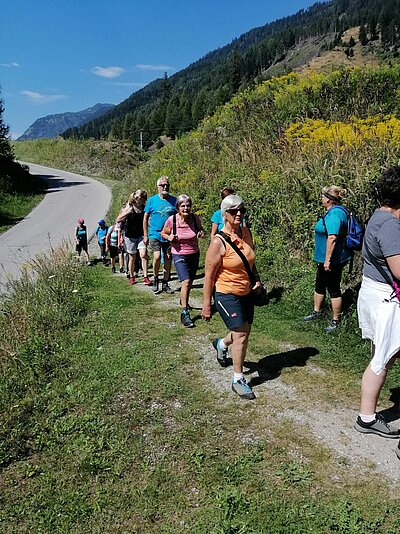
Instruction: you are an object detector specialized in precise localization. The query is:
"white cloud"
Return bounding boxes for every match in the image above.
[1,62,20,68]
[110,82,145,88]
[91,66,125,78]
[20,90,66,103]
[136,64,174,72]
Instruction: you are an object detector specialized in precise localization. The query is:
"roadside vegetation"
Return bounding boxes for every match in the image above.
[3,65,400,530]
[13,138,146,182]
[0,93,45,234]
[1,257,400,532]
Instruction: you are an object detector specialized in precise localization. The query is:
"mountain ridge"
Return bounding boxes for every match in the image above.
[18,103,115,140]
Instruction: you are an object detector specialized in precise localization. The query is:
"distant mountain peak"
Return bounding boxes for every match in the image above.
[17,103,115,140]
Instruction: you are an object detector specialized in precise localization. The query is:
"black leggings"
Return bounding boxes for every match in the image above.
[315,262,344,299]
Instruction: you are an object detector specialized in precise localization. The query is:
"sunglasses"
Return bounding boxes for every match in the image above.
[226,207,246,215]
[158,183,170,188]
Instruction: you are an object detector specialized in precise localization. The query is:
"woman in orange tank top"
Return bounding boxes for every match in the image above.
[202,195,262,400]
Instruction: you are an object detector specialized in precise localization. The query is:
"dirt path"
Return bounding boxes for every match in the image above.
[103,261,400,483]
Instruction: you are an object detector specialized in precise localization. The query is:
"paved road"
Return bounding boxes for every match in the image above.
[0,162,111,288]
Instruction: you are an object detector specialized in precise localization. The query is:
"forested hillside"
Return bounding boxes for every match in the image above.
[64,0,400,147]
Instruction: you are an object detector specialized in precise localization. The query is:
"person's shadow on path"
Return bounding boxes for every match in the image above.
[245,347,319,387]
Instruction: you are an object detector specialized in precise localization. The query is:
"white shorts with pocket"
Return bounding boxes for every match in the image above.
[125,236,146,255]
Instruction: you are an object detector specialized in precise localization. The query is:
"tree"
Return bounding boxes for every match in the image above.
[359,25,368,46]
[0,92,13,161]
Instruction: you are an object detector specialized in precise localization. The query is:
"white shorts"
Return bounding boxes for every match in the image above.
[357,276,400,374]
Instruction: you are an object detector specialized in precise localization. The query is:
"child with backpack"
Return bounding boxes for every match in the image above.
[74,218,91,265]
[95,219,108,264]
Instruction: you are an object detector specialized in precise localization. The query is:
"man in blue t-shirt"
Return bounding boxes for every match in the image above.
[143,176,177,294]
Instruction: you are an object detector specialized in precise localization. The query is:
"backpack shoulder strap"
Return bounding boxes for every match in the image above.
[218,231,255,285]
[173,214,177,236]
[191,213,199,233]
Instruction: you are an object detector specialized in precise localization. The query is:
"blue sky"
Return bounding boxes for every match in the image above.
[1,0,319,139]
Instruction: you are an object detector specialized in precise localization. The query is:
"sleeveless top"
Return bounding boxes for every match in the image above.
[76,225,87,242]
[125,210,144,238]
[215,227,255,296]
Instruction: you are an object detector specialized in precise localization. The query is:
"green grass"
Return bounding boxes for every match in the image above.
[0,192,44,234]
[2,260,400,533]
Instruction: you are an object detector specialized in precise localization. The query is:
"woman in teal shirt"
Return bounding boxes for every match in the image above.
[304,185,351,333]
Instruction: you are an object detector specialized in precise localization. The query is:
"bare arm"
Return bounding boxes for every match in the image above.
[210,222,218,239]
[105,230,111,251]
[196,215,205,238]
[161,223,173,242]
[116,204,132,223]
[386,255,400,280]
[202,237,225,321]
[324,235,337,271]
[143,213,149,244]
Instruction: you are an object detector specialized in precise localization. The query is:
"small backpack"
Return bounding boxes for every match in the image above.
[323,205,363,251]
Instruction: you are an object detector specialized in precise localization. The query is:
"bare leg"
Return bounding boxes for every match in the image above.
[313,292,325,312]
[230,324,251,374]
[360,344,399,414]
[331,296,342,321]
[153,250,161,278]
[163,250,172,282]
[140,248,148,277]
[180,279,192,308]
[129,253,136,277]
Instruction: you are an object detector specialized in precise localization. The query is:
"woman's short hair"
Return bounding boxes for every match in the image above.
[221,194,244,217]
[322,185,346,204]
[129,189,147,205]
[176,194,192,209]
[376,166,400,207]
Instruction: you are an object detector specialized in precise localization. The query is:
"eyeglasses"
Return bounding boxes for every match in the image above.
[158,183,170,189]
[226,207,246,215]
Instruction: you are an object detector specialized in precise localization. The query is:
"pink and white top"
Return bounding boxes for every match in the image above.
[165,214,200,255]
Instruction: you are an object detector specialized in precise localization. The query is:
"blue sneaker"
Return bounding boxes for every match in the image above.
[231,377,256,400]
[212,338,230,367]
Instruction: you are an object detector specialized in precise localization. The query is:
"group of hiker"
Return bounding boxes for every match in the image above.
[75,166,400,460]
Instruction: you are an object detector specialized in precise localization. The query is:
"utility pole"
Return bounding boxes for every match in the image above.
[139,128,143,150]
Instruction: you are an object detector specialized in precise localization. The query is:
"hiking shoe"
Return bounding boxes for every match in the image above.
[153,278,162,294]
[181,310,194,328]
[303,310,322,321]
[325,320,340,334]
[143,276,151,286]
[126,271,130,278]
[162,282,174,294]
[129,276,135,286]
[231,378,256,400]
[396,443,400,460]
[119,267,125,274]
[354,413,400,438]
[112,266,116,274]
[212,338,230,367]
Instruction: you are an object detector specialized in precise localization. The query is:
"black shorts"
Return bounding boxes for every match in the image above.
[172,252,199,281]
[109,245,119,259]
[214,291,254,330]
[315,262,344,299]
[76,241,88,253]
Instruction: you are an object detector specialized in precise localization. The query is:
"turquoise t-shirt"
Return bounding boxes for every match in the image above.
[314,206,352,264]
[211,209,224,232]
[96,225,108,244]
[144,194,177,241]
